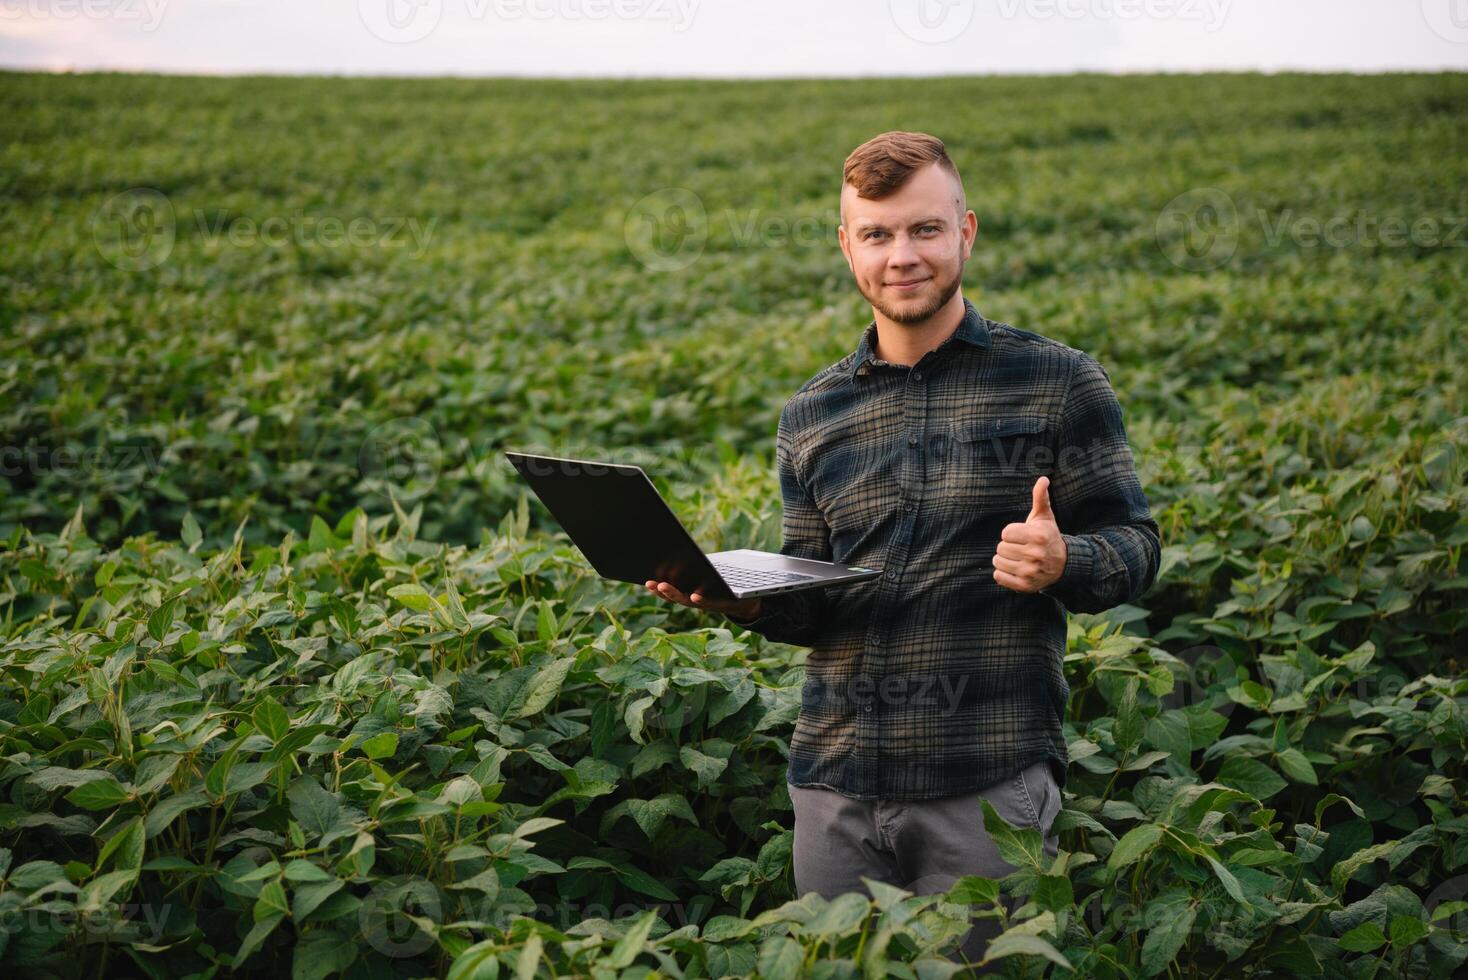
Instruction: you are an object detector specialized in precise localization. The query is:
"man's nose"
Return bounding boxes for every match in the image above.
[887,235,922,268]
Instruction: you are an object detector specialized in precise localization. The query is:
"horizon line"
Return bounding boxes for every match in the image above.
[6,65,1467,81]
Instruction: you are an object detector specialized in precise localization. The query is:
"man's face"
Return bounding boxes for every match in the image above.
[838,162,977,325]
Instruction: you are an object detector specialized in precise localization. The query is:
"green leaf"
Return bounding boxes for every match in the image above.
[148,595,180,642]
[618,794,697,840]
[292,879,345,922]
[97,816,145,872]
[1113,677,1144,752]
[1389,913,1430,948]
[255,879,289,921]
[980,931,1072,971]
[181,511,202,550]
[8,860,67,891]
[979,798,1046,870]
[1204,855,1248,907]
[757,935,804,980]
[292,929,358,980]
[608,909,658,969]
[283,859,333,883]
[1215,757,1287,800]
[388,583,437,612]
[361,731,399,760]
[145,789,208,837]
[1141,896,1196,975]
[679,742,733,789]
[1314,793,1366,825]
[1331,841,1399,893]
[1276,748,1317,785]
[236,913,283,967]
[800,892,869,938]
[253,697,290,743]
[616,864,678,901]
[1108,823,1163,872]
[1338,921,1386,952]
[447,940,502,980]
[515,657,575,719]
[288,777,340,841]
[66,776,131,811]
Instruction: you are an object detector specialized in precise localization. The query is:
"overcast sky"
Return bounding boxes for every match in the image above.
[3,0,1467,76]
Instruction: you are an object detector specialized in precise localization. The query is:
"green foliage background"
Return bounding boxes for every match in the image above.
[0,72,1465,977]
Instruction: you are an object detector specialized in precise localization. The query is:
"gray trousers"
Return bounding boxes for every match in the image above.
[788,759,1062,971]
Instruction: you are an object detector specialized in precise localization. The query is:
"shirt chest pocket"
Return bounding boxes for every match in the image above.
[943,415,1051,506]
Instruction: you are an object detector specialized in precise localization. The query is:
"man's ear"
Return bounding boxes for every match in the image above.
[961,209,978,259]
[837,223,854,271]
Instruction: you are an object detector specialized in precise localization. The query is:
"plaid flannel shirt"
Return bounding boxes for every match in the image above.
[729,297,1161,801]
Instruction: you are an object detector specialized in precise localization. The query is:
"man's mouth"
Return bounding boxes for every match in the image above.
[887,277,930,292]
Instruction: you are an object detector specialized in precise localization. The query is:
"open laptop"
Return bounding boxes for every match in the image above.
[503,451,882,600]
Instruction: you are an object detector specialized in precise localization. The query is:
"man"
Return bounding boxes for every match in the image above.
[645,131,1160,967]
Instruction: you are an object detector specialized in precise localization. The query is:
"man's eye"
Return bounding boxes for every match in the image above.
[866,230,886,241]
[920,225,939,234]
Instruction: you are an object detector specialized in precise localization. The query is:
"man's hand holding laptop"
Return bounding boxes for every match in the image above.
[645,579,762,620]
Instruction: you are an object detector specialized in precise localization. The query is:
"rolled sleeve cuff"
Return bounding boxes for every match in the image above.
[725,592,820,646]
[1042,533,1099,609]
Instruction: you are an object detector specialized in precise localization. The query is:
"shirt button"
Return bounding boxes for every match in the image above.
[907,435,918,446]
[863,702,874,713]
[871,638,881,646]
[903,502,914,513]
[914,371,923,381]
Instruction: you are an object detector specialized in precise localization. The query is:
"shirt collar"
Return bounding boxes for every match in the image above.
[848,296,991,382]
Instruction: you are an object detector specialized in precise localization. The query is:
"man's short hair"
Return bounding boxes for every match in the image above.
[842,131,964,212]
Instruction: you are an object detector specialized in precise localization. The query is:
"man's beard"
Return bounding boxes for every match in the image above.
[864,262,964,325]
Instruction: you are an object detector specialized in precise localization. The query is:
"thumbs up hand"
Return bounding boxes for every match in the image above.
[992,475,1068,593]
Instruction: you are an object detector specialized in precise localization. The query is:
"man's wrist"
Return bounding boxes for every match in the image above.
[1042,533,1093,598]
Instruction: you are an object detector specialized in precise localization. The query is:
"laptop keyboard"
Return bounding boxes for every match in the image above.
[711,563,816,590]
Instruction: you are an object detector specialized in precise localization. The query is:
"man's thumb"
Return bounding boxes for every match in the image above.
[1028,475,1055,522]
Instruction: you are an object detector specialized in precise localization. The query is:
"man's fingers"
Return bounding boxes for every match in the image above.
[1000,522,1035,544]
[1027,475,1055,522]
[991,553,1028,575]
[996,540,1044,561]
[650,580,690,604]
[992,568,1033,592]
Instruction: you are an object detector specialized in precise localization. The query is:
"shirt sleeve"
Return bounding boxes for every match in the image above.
[724,401,834,646]
[1040,352,1162,614]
